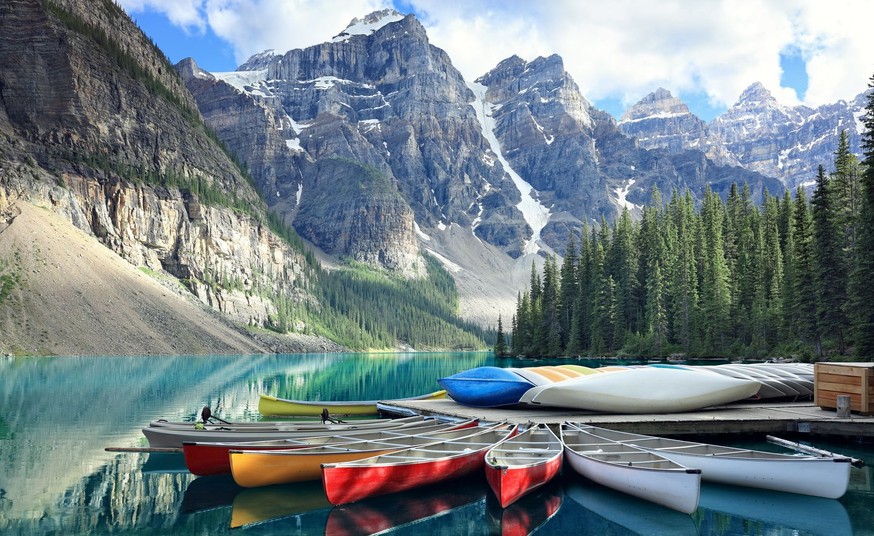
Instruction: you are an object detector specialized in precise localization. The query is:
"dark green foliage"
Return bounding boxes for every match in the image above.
[494,315,507,357]
[849,75,874,359]
[309,255,488,350]
[507,128,874,359]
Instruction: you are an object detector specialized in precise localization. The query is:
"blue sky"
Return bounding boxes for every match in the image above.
[122,0,869,122]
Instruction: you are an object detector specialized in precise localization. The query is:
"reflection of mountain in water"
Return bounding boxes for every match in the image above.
[0,352,488,532]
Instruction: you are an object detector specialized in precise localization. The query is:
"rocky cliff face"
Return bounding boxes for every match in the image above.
[181,10,525,266]
[187,16,781,263]
[473,55,783,251]
[619,83,867,190]
[0,0,312,329]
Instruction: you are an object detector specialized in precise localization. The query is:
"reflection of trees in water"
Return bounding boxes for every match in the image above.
[0,352,494,533]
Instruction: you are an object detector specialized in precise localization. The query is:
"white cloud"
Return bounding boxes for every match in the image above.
[204,0,391,64]
[118,0,206,32]
[121,0,873,112]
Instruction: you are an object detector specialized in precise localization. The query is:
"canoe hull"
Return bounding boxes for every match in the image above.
[484,426,563,508]
[653,450,851,499]
[322,450,488,505]
[231,448,399,487]
[258,390,447,417]
[485,454,562,509]
[573,423,853,499]
[528,367,759,413]
[438,367,533,407]
[563,447,701,514]
[144,418,420,448]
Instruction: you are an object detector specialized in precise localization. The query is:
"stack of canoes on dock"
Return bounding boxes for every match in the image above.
[140,414,857,515]
[437,363,815,411]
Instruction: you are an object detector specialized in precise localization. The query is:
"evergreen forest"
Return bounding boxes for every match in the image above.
[503,76,874,361]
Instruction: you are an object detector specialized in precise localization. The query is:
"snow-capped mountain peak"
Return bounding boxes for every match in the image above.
[332,9,405,42]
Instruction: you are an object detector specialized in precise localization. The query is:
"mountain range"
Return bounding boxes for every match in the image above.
[0,1,867,353]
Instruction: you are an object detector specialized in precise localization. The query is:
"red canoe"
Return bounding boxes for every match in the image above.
[183,419,476,476]
[484,424,563,508]
[321,423,517,505]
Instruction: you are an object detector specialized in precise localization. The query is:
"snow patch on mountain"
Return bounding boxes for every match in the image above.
[212,70,267,93]
[469,82,551,255]
[333,9,404,42]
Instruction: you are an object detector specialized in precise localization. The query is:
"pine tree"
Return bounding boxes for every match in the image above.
[812,164,848,355]
[792,187,818,352]
[849,74,874,359]
[698,188,731,355]
[669,190,698,353]
[494,315,507,357]
[559,234,578,350]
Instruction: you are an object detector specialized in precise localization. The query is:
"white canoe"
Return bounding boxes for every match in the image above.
[143,416,428,448]
[521,367,759,413]
[560,424,701,514]
[570,424,853,499]
[147,415,423,429]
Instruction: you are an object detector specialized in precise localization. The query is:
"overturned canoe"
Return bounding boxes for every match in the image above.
[438,367,534,407]
[521,366,760,413]
[258,390,448,417]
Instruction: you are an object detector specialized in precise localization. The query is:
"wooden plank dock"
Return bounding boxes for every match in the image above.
[378,399,874,438]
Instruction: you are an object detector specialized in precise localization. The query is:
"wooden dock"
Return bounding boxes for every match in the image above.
[378,399,874,438]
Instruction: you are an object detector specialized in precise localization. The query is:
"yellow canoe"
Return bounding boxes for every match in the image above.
[258,390,447,417]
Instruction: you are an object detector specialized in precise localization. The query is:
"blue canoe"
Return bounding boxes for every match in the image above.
[438,366,535,407]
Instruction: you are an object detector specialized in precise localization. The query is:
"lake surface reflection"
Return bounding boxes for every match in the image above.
[1,353,872,535]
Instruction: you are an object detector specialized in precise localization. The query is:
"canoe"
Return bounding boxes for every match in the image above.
[438,367,534,407]
[560,424,701,514]
[520,366,760,413]
[147,414,420,429]
[571,423,853,499]
[258,389,448,417]
[484,424,563,508]
[229,424,492,487]
[321,423,518,505]
[142,416,427,448]
[183,419,477,476]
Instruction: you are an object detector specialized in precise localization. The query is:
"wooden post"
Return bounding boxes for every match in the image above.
[836,395,852,418]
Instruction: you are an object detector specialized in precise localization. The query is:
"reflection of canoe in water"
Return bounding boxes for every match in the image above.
[696,483,853,536]
[560,424,701,514]
[572,423,853,498]
[229,480,331,529]
[488,481,563,536]
[183,419,475,476]
[180,475,243,515]
[141,452,188,473]
[325,477,487,536]
[258,390,448,416]
[564,479,699,536]
[485,424,563,508]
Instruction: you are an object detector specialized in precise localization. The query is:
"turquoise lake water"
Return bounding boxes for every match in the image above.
[0,352,872,535]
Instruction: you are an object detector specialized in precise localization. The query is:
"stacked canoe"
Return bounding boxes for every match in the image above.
[438,362,815,412]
